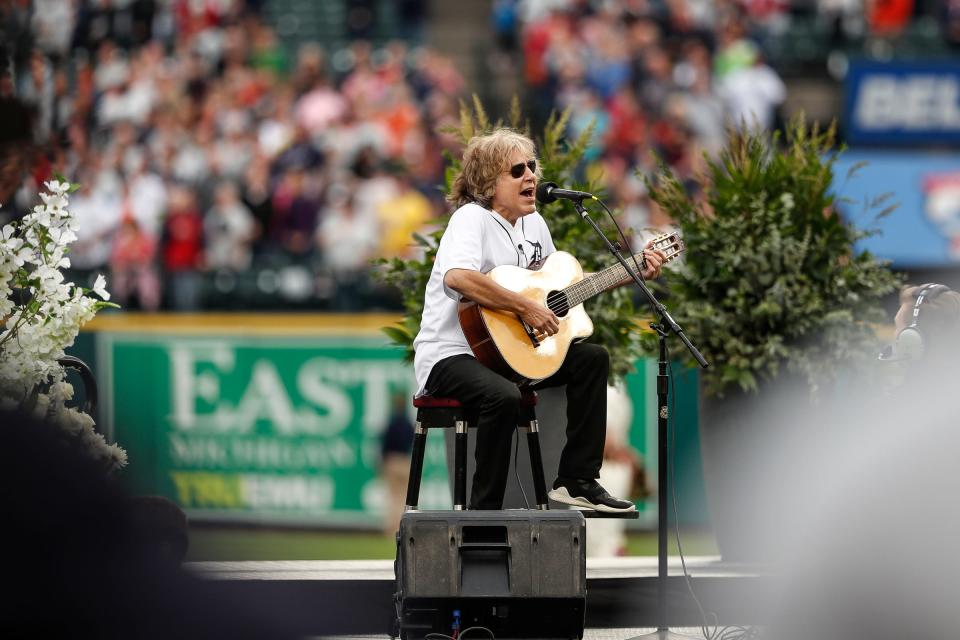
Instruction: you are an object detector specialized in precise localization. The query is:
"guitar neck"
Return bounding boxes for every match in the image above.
[557,232,684,309]
[563,254,646,307]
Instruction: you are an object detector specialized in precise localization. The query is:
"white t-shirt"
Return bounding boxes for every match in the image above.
[412,202,556,394]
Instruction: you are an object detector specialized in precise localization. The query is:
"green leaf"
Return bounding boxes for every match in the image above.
[382,324,412,345]
[874,203,899,220]
[869,192,895,208]
[845,160,868,180]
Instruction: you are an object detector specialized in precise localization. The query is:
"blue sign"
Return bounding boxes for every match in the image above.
[833,151,960,268]
[844,60,960,145]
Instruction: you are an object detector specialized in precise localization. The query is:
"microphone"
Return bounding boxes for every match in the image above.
[536,182,596,204]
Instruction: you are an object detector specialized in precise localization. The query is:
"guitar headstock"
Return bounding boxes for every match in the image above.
[647,231,685,264]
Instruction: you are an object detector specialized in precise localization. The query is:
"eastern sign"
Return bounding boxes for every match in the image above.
[99,334,449,526]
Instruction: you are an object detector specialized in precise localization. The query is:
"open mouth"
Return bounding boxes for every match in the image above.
[520,187,535,198]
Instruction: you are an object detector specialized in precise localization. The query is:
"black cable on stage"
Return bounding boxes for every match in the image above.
[391,589,402,639]
[426,625,496,640]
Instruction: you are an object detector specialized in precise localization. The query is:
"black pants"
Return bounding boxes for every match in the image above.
[424,342,609,509]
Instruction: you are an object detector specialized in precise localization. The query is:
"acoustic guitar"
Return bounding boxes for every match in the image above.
[458,232,685,385]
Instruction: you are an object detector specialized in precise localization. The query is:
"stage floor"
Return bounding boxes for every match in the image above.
[188,556,773,636]
[189,555,736,580]
[311,628,729,640]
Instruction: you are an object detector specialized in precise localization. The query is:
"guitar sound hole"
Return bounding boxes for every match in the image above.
[546,290,570,317]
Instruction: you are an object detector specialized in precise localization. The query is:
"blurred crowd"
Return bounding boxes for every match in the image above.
[496,0,791,235]
[2,0,459,311]
[2,0,950,311]
[489,0,955,238]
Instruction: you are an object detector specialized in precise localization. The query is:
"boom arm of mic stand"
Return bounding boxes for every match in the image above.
[571,200,709,369]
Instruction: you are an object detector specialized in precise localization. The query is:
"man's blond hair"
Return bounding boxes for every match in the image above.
[448,128,541,209]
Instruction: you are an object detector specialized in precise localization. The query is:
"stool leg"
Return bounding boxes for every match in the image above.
[405,422,428,511]
[524,414,550,510]
[454,419,468,510]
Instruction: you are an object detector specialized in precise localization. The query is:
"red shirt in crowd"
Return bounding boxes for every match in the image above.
[162,207,204,271]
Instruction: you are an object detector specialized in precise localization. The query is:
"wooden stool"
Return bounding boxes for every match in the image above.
[405,389,550,511]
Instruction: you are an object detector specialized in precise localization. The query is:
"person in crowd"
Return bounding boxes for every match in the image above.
[110,215,161,311]
[270,165,322,257]
[412,128,665,512]
[880,283,960,371]
[716,39,786,131]
[123,150,168,237]
[204,180,256,272]
[240,154,275,255]
[161,183,205,310]
[376,170,434,259]
[69,171,121,281]
[379,390,415,536]
[317,180,379,310]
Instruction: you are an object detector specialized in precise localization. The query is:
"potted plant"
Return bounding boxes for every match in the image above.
[645,117,901,560]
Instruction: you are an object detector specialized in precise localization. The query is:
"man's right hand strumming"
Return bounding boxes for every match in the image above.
[519,300,559,338]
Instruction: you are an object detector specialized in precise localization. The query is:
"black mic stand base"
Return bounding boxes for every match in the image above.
[631,629,701,640]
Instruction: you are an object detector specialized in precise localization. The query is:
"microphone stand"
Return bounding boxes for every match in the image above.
[571,198,709,639]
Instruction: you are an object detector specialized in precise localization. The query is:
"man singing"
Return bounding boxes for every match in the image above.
[413,128,665,512]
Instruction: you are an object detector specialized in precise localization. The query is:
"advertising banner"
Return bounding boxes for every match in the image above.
[833,151,960,267]
[99,333,449,527]
[844,60,960,145]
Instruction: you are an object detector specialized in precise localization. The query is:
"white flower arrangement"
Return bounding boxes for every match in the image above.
[0,178,127,471]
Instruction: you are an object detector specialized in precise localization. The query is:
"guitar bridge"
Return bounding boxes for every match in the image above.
[521,320,540,348]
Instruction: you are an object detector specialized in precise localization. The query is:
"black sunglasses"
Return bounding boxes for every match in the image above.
[508,159,537,179]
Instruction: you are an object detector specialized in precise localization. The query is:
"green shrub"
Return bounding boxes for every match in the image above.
[646,117,901,397]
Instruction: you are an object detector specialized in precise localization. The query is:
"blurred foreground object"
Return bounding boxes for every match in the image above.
[0,407,304,638]
[769,359,960,640]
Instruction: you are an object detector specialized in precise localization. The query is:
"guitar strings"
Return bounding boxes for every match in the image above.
[546,290,570,316]
[540,233,682,316]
